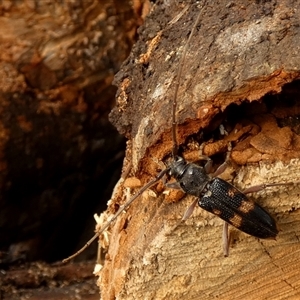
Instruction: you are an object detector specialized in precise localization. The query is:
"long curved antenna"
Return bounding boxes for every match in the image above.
[62,168,168,263]
[172,3,206,158]
[62,2,206,264]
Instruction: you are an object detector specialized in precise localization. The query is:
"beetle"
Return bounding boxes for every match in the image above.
[167,153,287,255]
[62,2,290,263]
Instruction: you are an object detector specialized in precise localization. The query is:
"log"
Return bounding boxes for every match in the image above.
[98,1,300,299]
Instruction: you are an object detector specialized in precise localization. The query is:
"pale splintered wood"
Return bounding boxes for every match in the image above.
[99,160,300,300]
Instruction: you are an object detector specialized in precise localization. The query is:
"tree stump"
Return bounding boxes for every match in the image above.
[98,1,300,299]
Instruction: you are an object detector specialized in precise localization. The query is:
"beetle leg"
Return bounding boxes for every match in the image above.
[165,181,181,189]
[212,142,232,177]
[182,198,198,221]
[222,222,230,257]
[243,182,293,194]
[197,143,213,173]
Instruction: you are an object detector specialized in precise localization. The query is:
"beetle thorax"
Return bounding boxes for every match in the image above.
[168,156,188,179]
[169,156,211,197]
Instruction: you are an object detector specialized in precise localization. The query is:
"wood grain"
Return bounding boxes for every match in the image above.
[99,1,300,299]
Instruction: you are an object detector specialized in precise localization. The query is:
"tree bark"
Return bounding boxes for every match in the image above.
[100,1,300,299]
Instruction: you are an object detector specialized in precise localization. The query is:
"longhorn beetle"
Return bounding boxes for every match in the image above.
[63,2,292,263]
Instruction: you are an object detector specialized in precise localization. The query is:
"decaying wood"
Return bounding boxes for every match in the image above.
[99,1,300,299]
[0,1,139,262]
[1,261,97,299]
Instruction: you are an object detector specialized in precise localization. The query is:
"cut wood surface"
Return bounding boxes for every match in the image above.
[99,1,300,299]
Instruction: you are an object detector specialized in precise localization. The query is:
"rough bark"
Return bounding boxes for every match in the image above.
[99,1,300,299]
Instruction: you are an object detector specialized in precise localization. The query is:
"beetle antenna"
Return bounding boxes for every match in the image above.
[62,2,206,263]
[62,168,168,263]
[172,3,205,158]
